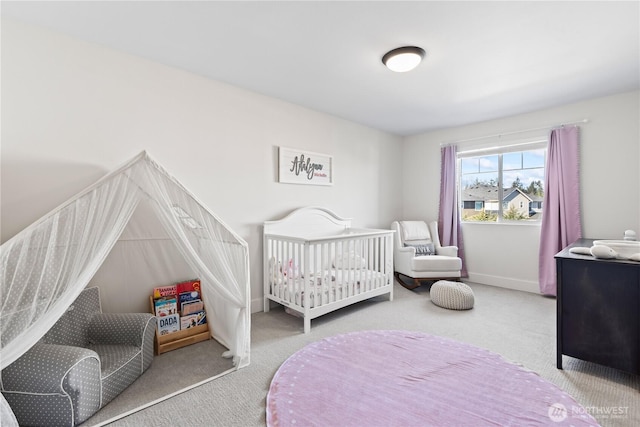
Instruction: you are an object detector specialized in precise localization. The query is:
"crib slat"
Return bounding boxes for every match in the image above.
[378,236,384,288]
[339,242,343,299]
[282,240,288,301]
[323,242,330,306]
[357,237,363,293]
[317,243,323,306]
[375,236,381,288]
[363,237,370,291]
[302,241,308,313]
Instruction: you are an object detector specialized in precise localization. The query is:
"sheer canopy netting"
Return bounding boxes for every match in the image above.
[0,151,250,369]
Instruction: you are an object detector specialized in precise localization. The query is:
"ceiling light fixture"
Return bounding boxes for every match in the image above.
[382,46,426,72]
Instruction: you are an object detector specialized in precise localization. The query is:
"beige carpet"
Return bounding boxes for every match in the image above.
[82,339,234,426]
[87,281,639,426]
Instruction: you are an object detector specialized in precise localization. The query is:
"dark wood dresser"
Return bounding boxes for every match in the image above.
[556,238,639,375]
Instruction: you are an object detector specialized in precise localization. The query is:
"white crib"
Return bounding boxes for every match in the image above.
[263,207,394,333]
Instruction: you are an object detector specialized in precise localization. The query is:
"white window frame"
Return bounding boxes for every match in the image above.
[457,139,547,224]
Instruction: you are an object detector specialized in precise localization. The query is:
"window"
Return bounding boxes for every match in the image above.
[458,143,546,223]
[172,204,203,229]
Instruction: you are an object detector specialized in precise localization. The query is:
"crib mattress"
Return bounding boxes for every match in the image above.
[270,269,386,308]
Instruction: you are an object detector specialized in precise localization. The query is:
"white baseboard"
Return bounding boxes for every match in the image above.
[252,274,540,313]
[466,272,540,294]
[251,297,265,313]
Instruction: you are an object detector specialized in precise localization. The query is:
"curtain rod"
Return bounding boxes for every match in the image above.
[440,118,589,146]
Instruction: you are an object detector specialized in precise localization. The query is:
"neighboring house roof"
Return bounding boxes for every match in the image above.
[529,193,544,203]
[503,187,532,203]
[462,185,533,202]
[462,185,500,202]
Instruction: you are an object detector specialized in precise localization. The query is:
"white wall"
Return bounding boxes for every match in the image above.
[403,90,640,293]
[3,19,638,305]
[0,20,403,312]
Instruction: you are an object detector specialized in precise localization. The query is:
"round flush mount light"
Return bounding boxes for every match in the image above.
[382,46,426,72]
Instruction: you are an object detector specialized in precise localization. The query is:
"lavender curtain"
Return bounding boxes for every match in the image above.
[438,145,468,277]
[538,126,582,296]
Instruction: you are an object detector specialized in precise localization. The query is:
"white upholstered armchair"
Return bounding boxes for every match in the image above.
[391,221,462,289]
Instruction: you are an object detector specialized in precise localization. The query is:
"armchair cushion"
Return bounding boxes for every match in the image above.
[411,255,462,272]
[404,242,435,256]
[88,344,147,405]
[400,221,432,241]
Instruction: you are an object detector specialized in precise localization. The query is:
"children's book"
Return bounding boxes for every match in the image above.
[153,285,177,299]
[195,310,207,326]
[181,299,204,315]
[155,297,178,317]
[180,313,199,329]
[178,290,200,306]
[157,313,180,335]
[176,279,201,295]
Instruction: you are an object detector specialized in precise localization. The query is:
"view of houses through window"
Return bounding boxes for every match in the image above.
[458,144,546,222]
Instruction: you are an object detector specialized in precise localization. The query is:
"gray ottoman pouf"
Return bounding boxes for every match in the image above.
[430,280,474,310]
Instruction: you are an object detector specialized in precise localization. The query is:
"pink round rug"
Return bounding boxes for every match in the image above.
[267,330,599,426]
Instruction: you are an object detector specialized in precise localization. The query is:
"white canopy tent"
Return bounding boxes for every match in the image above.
[0,151,250,374]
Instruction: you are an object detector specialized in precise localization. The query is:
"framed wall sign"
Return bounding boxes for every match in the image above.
[278,147,333,186]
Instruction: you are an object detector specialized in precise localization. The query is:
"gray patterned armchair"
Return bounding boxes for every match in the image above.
[1,287,156,426]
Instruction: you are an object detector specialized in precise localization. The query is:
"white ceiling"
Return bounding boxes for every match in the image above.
[3,1,639,136]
